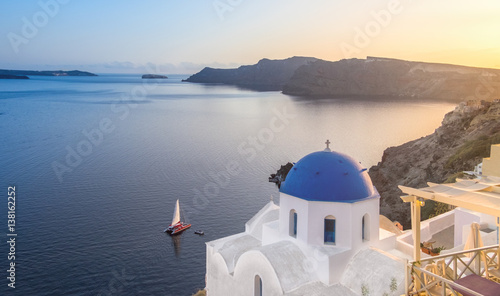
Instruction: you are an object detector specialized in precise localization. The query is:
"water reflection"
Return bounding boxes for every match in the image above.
[170,234,182,257]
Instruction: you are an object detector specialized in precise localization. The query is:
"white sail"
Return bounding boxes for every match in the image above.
[171,199,181,225]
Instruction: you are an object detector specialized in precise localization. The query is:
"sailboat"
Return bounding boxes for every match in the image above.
[164,199,191,235]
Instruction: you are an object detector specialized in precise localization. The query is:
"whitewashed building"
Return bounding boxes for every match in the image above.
[205,143,406,295]
[205,143,500,295]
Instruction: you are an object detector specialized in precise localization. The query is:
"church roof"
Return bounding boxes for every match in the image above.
[256,241,315,292]
[280,150,378,203]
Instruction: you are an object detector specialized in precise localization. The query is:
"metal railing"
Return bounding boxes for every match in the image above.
[405,245,499,295]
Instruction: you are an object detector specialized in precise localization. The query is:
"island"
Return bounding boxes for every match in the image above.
[0,74,29,79]
[0,69,97,77]
[183,56,318,91]
[142,74,168,79]
[185,56,500,102]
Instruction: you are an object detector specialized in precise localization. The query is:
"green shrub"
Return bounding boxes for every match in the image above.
[444,172,464,184]
[445,133,500,169]
[429,202,451,218]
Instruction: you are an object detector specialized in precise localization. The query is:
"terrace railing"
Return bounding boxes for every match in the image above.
[405,244,499,296]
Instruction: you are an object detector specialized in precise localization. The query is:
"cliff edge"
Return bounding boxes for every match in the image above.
[283,57,500,101]
[369,100,500,227]
[183,56,318,91]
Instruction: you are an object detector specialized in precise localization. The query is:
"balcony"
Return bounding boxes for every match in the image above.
[406,245,500,296]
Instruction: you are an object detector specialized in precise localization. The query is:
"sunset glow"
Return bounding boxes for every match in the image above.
[1,0,499,72]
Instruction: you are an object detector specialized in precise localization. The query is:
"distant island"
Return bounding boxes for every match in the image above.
[0,74,29,79]
[142,74,168,79]
[0,69,97,77]
[185,56,500,102]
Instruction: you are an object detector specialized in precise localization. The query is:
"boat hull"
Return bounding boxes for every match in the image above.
[166,223,192,235]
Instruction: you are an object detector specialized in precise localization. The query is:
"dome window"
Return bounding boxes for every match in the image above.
[289,209,297,238]
[254,275,262,296]
[362,213,370,241]
[324,215,336,244]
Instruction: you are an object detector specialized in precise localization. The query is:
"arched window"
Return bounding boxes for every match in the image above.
[362,213,370,241]
[289,209,297,238]
[324,215,336,244]
[254,275,262,296]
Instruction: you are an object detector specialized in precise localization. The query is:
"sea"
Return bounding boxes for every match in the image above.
[0,74,455,295]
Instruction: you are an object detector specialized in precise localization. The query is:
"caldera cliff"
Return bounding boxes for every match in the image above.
[369,100,500,227]
[283,57,500,101]
[183,56,318,91]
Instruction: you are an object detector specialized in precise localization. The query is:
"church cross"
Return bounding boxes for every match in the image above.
[325,139,331,149]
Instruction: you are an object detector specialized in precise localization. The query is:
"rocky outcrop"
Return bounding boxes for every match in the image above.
[369,101,500,227]
[142,74,167,79]
[0,69,97,76]
[183,57,318,91]
[269,162,294,187]
[283,57,500,102]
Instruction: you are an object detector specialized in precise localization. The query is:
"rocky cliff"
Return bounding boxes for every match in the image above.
[283,57,500,101]
[269,162,294,187]
[183,56,318,91]
[369,101,500,227]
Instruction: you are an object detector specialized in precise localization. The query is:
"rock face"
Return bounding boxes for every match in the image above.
[142,74,167,79]
[369,101,500,227]
[0,74,29,79]
[283,57,500,101]
[183,56,318,91]
[0,69,97,76]
[269,162,294,187]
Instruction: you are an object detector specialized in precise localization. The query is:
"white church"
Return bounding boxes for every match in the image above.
[204,143,500,295]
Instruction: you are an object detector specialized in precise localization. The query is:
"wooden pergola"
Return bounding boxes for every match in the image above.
[399,176,500,263]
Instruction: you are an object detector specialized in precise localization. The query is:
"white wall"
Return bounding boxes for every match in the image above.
[278,193,381,285]
[479,212,498,230]
[206,245,283,296]
[233,251,283,296]
[454,208,481,246]
[279,193,380,249]
[307,201,353,247]
[279,193,309,243]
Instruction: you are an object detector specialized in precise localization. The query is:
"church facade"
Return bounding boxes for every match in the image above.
[205,144,407,295]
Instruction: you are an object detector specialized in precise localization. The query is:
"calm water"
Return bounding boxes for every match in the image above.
[0,74,454,295]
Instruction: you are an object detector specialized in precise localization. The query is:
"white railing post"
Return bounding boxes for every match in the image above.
[405,260,409,296]
[408,245,499,295]
[453,255,457,280]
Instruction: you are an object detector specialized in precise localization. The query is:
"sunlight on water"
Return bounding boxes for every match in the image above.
[0,75,455,295]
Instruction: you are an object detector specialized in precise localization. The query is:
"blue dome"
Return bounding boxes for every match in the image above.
[280,151,377,203]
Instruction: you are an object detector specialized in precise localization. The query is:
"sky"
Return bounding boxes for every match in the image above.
[1,0,500,74]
